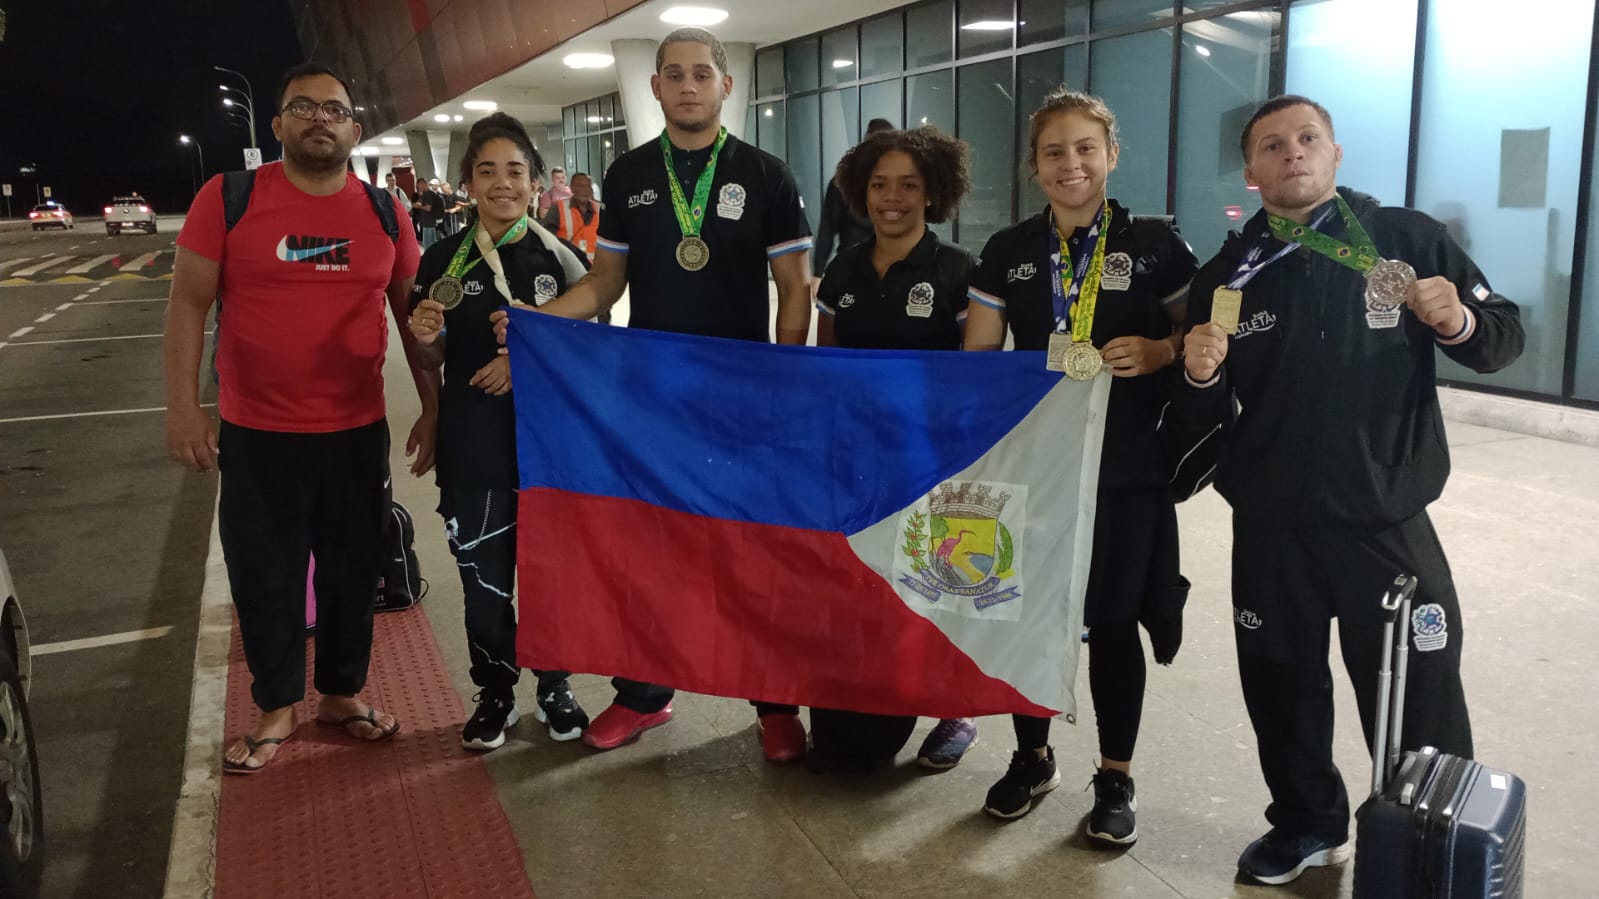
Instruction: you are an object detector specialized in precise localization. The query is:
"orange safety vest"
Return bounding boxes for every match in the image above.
[557,200,600,260]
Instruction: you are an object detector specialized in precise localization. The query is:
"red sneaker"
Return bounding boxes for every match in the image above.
[581,703,673,750]
[759,712,806,763]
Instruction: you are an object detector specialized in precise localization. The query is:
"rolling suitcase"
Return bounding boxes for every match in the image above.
[1352,574,1527,898]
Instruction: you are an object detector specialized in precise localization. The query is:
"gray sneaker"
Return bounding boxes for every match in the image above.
[917,718,978,770]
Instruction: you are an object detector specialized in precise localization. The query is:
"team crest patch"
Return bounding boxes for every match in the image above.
[895,480,1026,620]
[717,183,747,220]
[1412,603,1449,652]
[906,282,935,318]
[533,274,559,303]
[1101,252,1133,291]
[838,292,856,309]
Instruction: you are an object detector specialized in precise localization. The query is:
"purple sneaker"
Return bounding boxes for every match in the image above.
[916,718,978,770]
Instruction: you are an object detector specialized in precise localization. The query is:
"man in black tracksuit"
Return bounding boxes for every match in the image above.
[1174,95,1524,886]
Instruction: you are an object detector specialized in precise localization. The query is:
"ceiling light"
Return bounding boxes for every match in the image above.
[1195,44,1212,57]
[960,20,1014,31]
[564,52,615,69]
[433,113,451,123]
[660,6,729,26]
[358,146,380,156]
[832,59,854,69]
[453,115,464,122]
[223,98,236,107]
[381,136,404,146]
[764,108,774,117]
[463,100,498,111]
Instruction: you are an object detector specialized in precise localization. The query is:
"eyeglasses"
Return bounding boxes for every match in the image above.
[280,99,354,123]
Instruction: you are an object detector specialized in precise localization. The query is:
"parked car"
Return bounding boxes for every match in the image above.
[27,202,72,231]
[0,549,41,899]
[104,196,156,235]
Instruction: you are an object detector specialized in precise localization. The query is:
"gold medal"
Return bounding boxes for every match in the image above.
[1064,341,1102,381]
[676,236,710,272]
[1211,287,1243,335]
[428,276,465,310]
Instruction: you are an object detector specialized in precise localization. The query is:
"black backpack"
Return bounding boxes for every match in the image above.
[377,501,427,612]
[805,709,918,774]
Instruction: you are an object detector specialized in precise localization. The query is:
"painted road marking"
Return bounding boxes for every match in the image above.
[12,256,76,277]
[0,402,214,425]
[33,312,54,323]
[5,331,206,347]
[0,257,38,274]
[120,250,164,272]
[33,626,175,656]
[9,326,33,339]
[57,303,73,311]
[73,298,168,306]
[66,254,118,274]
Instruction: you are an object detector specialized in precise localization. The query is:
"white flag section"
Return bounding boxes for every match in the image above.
[844,371,1112,718]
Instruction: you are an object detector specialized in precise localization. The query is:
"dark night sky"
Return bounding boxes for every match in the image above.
[0,1,303,218]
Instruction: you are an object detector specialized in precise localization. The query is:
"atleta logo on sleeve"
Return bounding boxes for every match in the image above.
[275,235,353,271]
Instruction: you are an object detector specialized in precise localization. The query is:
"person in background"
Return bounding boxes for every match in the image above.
[538,166,572,217]
[811,118,895,299]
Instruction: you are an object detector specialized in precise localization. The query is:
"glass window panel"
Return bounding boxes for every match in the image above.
[1285,0,1414,209]
[600,133,618,179]
[787,37,821,94]
[958,0,1015,58]
[957,59,1016,250]
[861,78,904,131]
[1016,46,1089,215]
[861,12,904,78]
[1175,11,1278,261]
[612,92,626,127]
[758,101,787,158]
[745,102,758,142]
[586,135,602,181]
[787,93,823,233]
[1090,28,1171,218]
[822,25,860,87]
[907,70,955,240]
[1417,0,1593,397]
[907,0,954,69]
[1092,0,1172,32]
[1019,0,1089,46]
[821,87,861,188]
[757,47,786,97]
[563,105,576,139]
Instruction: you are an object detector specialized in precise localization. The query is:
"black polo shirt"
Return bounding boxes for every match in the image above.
[816,228,975,350]
[411,230,572,491]
[967,200,1198,489]
[596,131,813,342]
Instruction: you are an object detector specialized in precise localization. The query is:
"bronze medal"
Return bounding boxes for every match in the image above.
[676,236,710,272]
[428,276,465,310]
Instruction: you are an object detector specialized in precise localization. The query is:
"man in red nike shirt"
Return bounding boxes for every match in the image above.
[163,63,438,773]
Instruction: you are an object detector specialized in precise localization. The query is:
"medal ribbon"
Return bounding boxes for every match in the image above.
[1048,203,1111,343]
[443,215,530,280]
[660,128,728,240]
[1267,195,1379,275]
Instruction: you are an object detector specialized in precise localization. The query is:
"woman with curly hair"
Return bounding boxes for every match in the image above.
[963,88,1197,847]
[812,126,982,771]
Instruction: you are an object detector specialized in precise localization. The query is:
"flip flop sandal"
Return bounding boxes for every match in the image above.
[222,731,296,775]
[317,707,401,742]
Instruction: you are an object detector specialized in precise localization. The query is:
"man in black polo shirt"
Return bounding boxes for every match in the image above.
[493,26,814,760]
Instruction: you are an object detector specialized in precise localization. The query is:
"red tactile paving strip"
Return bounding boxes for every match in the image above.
[215,609,537,899]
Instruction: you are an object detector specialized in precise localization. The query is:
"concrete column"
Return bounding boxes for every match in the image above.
[405,130,435,181]
[445,130,470,189]
[612,39,663,150]
[722,43,755,141]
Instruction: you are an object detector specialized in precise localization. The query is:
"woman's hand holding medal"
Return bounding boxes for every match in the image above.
[409,299,446,346]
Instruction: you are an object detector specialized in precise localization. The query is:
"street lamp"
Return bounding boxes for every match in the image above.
[179,135,206,198]
[219,89,258,149]
[214,66,259,151]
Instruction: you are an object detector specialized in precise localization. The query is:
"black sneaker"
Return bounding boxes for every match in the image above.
[1237,828,1352,885]
[1086,769,1137,845]
[983,748,1061,819]
[461,690,519,751]
[535,680,590,742]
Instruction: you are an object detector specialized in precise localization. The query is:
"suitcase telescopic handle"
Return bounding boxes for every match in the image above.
[1371,574,1419,796]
